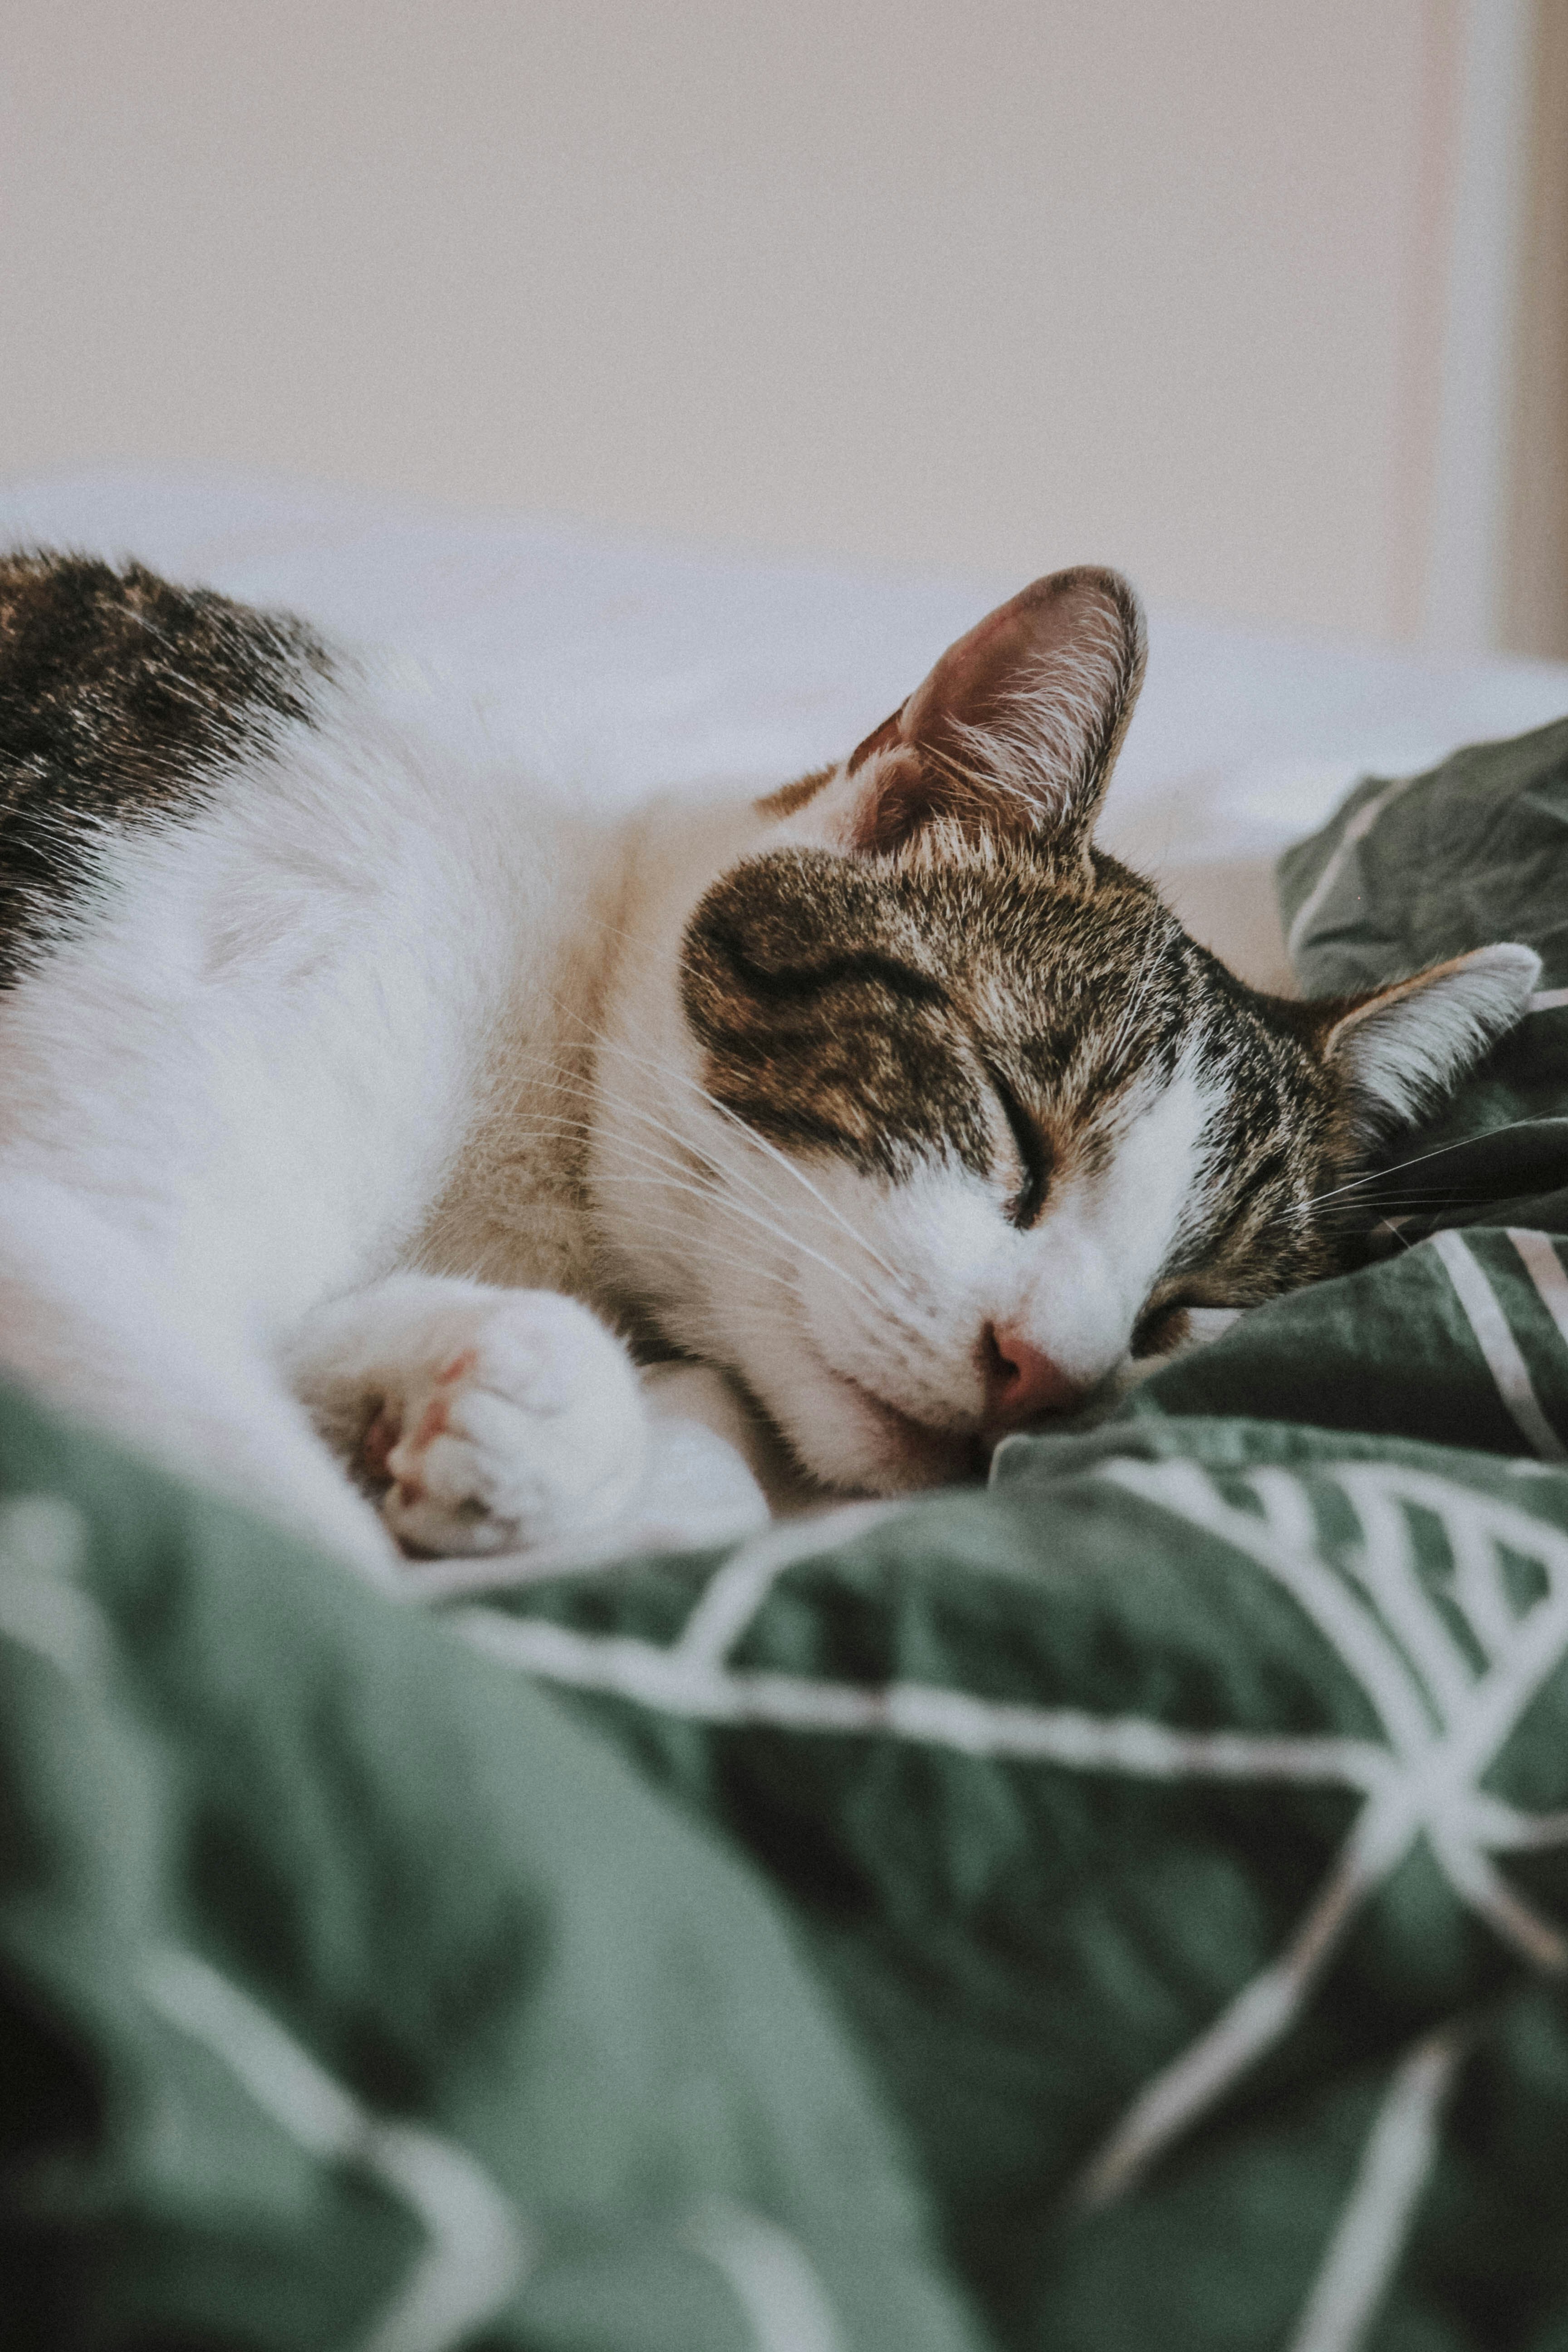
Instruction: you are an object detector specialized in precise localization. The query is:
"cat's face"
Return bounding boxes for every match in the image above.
[597,569,1538,1493]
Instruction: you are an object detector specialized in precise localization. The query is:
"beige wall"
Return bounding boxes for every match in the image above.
[0,2,1555,645]
[1506,0,1568,658]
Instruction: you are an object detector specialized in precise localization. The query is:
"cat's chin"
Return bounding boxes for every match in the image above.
[777,1351,988,1495]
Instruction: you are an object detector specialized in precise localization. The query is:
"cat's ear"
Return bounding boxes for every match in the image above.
[1318,942,1541,1128]
[794,566,1146,858]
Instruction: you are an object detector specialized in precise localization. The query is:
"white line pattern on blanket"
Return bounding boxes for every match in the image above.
[1286,2025,1469,2352]
[676,1500,902,1665]
[0,1496,104,1681]
[141,1948,532,2352]
[1284,772,1421,960]
[1078,1460,1568,2207]
[0,1490,532,2352]
[679,2196,844,2352]
[456,1607,1395,1786]
[1431,1229,1568,1458]
[1509,1227,1568,1353]
[455,1452,1568,2350]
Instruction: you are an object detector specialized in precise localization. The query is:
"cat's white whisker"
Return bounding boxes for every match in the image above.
[1308,1115,1545,1211]
[587,1031,905,1283]
[533,1067,884,1310]
[538,1015,904,1289]
[589,1195,805,1300]
[527,1051,887,1310]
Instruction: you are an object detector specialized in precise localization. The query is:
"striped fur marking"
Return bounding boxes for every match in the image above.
[0,549,333,982]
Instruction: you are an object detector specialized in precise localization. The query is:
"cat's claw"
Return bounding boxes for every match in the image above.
[377,1293,647,1556]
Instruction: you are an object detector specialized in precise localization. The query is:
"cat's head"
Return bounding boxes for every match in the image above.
[594,568,1539,1491]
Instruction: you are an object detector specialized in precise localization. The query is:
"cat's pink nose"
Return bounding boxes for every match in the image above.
[981,1324,1083,1430]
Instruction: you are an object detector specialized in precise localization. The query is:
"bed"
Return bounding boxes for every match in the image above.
[5,472,1568,2352]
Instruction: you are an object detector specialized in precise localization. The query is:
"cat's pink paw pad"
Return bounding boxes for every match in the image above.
[360,1403,403,1481]
[379,1294,647,1557]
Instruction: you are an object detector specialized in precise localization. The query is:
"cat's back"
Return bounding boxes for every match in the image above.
[0,548,606,1313]
[0,548,596,1021]
[0,549,343,984]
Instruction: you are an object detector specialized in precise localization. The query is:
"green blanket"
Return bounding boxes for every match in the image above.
[8,718,1568,2351]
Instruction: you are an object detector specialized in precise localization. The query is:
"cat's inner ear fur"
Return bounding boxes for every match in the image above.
[793,566,1147,858]
[1317,941,1541,1129]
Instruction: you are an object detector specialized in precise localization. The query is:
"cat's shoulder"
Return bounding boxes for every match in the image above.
[0,547,334,807]
[0,548,337,980]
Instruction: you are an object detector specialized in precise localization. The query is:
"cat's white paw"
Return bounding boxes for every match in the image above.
[376,1293,647,1557]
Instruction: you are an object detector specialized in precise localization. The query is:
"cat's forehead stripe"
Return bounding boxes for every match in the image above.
[703,914,948,1014]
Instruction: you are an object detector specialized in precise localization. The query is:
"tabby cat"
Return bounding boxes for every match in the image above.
[0,552,1538,1578]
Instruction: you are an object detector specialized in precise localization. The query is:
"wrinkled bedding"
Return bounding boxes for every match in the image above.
[8,478,1568,2351]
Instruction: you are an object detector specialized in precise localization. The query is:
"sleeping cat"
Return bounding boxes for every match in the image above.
[0,550,1540,1581]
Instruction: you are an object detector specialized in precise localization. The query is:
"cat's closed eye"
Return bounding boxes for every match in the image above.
[987,1066,1053,1230]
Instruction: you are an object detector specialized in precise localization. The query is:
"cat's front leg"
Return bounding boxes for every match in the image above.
[285,1275,648,1557]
